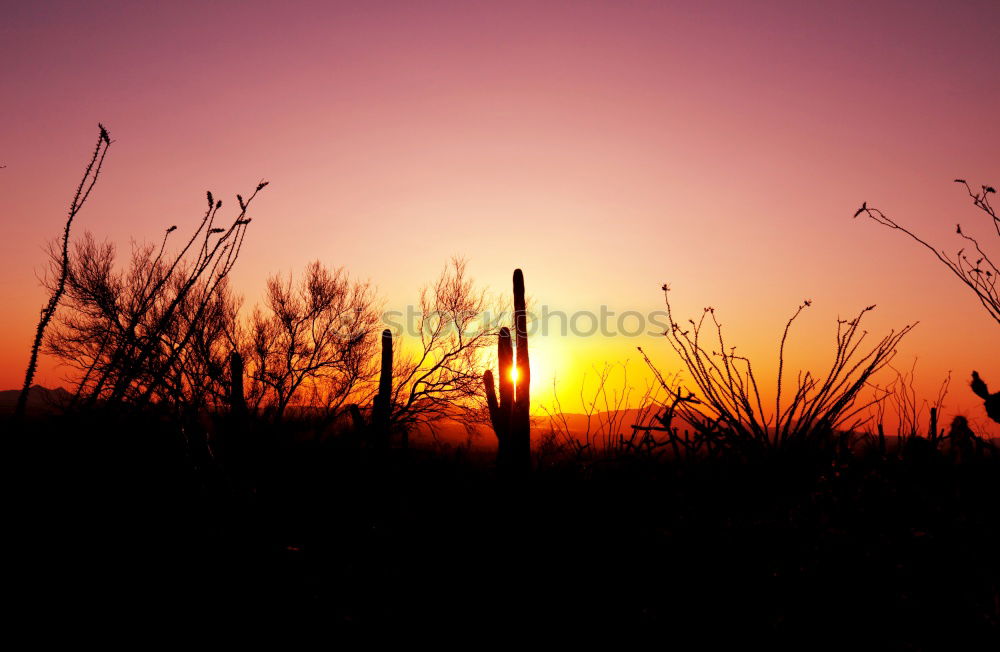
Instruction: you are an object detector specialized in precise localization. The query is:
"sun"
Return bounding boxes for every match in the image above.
[506,347,553,394]
[495,346,557,411]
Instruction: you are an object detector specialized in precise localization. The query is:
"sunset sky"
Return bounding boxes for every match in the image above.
[2,0,998,428]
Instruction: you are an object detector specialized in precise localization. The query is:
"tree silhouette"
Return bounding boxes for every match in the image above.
[385,258,505,434]
[43,182,266,411]
[244,260,380,421]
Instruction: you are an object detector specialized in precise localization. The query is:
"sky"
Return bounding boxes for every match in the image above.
[1,0,998,429]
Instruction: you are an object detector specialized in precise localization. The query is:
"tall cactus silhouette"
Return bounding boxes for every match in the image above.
[484,269,530,472]
[346,329,394,450]
[372,328,394,447]
[225,350,255,496]
[229,351,247,420]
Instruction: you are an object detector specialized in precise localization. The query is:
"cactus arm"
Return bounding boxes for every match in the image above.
[971,371,990,400]
[484,370,502,439]
[971,371,1000,424]
[485,326,515,467]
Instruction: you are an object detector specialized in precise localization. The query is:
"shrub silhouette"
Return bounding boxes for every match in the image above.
[639,286,914,454]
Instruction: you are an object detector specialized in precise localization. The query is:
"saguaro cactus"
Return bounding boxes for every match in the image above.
[971,371,1000,424]
[372,328,394,447]
[225,351,255,494]
[484,327,514,465]
[346,330,395,449]
[229,351,248,420]
[484,269,530,472]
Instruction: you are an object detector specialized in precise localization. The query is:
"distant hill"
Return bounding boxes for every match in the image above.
[0,387,672,447]
[0,386,72,415]
[541,408,654,433]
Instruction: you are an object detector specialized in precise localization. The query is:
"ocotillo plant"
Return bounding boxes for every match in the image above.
[16,124,111,421]
[484,269,530,472]
[372,328,394,448]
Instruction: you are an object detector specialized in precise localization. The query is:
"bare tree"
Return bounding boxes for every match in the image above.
[244,260,381,421]
[385,258,505,433]
[155,274,242,410]
[855,181,998,324]
[44,181,266,411]
[16,124,110,420]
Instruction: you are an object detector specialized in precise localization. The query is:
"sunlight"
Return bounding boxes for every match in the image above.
[510,344,557,411]
[504,345,555,405]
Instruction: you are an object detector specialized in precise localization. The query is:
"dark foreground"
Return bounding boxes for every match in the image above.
[10,412,1000,647]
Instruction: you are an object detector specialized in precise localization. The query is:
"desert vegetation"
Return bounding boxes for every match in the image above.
[857,183,1000,426]
[8,127,1000,644]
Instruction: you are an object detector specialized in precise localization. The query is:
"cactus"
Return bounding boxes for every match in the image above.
[971,371,1000,425]
[372,328,394,448]
[484,327,514,465]
[229,351,247,420]
[484,269,530,473]
[345,330,395,450]
[225,350,257,495]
